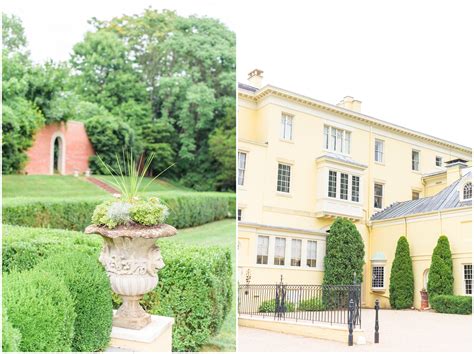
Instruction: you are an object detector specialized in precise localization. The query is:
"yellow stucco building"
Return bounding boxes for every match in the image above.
[238,69,472,309]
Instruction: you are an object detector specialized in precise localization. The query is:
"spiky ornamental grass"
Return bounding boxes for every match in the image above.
[91,151,174,228]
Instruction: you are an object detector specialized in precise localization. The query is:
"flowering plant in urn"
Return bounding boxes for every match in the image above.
[85,153,176,330]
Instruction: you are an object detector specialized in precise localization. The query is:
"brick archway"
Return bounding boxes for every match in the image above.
[50,132,66,175]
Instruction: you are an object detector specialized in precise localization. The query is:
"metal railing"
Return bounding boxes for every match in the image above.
[238,279,361,328]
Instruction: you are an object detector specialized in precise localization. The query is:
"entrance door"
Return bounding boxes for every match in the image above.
[51,135,64,175]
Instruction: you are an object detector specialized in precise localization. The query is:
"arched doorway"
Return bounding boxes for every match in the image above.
[423,269,429,290]
[50,133,65,175]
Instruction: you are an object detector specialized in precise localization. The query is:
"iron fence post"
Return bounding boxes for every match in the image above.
[348,298,354,346]
[375,299,380,344]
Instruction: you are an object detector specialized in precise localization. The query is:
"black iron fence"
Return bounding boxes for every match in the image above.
[238,280,361,328]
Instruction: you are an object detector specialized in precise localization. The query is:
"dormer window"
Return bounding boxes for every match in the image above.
[463,182,472,200]
[323,125,351,154]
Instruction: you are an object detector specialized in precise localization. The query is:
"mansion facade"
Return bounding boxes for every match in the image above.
[237,69,472,309]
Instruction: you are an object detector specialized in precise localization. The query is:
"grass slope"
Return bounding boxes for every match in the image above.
[160,219,236,352]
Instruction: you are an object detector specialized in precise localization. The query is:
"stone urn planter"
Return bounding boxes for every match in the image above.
[85,223,177,330]
[420,289,429,310]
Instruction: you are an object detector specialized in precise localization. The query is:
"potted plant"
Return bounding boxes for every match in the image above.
[85,153,176,330]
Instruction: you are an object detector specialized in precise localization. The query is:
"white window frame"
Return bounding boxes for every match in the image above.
[435,156,443,167]
[290,239,302,267]
[280,113,293,141]
[277,163,291,193]
[374,183,384,209]
[274,237,286,266]
[256,236,269,265]
[340,173,349,200]
[351,175,360,202]
[412,149,420,171]
[371,264,385,290]
[238,151,247,186]
[328,170,361,203]
[412,190,420,200]
[237,208,242,221]
[323,125,351,155]
[306,240,317,268]
[461,181,472,201]
[464,264,472,295]
[375,139,384,163]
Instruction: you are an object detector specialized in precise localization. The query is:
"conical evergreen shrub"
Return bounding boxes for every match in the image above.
[427,235,454,301]
[389,236,414,309]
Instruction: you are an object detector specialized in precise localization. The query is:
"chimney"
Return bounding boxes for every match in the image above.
[248,69,264,89]
[445,158,468,185]
[337,96,362,113]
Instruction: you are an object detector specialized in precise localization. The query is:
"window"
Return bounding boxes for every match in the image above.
[375,139,384,163]
[281,114,293,140]
[372,266,384,288]
[412,150,420,171]
[436,156,443,167]
[374,183,383,209]
[464,264,472,295]
[238,152,247,186]
[274,237,286,265]
[291,239,302,266]
[307,241,317,268]
[237,209,242,221]
[352,176,360,202]
[340,173,349,200]
[412,191,420,200]
[324,125,351,154]
[328,170,337,198]
[463,182,472,200]
[277,164,291,193]
[256,236,269,264]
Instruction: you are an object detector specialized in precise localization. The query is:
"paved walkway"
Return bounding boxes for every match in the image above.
[238,309,472,352]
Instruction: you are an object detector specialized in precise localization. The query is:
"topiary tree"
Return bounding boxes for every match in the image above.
[323,217,365,285]
[36,251,113,352]
[427,235,454,301]
[389,236,414,309]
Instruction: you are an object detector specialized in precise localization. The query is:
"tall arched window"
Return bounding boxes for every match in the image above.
[463,182,472,200]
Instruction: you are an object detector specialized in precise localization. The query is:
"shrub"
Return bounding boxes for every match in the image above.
[298,297,325,311]
[36,252,113,351]
[3,269,76,352]
[3,193,235,231]
[431,295,472,315]
[258,299,295,313]
[2,305,22,352]
[141,243,232,352]
[428,236,454,301]
[323,217,365,286]
[2,225,102,273]
[389,236,414,309]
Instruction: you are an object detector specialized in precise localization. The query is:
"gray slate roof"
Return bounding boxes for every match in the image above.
[371,171,472,221]
[238,82,259,92]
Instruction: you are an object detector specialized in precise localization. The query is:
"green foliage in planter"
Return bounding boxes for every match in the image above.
[427,235,454,301]
[2,305,22,352]
[389,236,414,309]
[431,295,472,315]
[130,197,169,225]
[142,244,232,352]
[2,192,235,231]
[36,252,113,351]
[298,297,325,311]
[258,299,296,313]
[2,225,101,273]
[3,269,76,352]
[323,217,365,286]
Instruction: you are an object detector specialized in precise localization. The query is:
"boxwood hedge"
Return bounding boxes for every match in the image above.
[36,252,113,351]
[3,269,76,352]
[2,192,235,231]
[2,225,233,352]
[431,295,472,315]
[2,305,22,352]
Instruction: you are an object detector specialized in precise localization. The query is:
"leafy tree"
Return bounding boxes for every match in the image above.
[85,115,137,174]
[427,236,454,301]
[323,218,365,285]
[389,236,414,309]
[208,126,236,190]
[2,13,27,54]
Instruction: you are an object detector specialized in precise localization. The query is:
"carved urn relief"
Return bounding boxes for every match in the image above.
[85,223,176,329]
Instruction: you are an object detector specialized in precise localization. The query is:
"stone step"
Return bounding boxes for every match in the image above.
[85,176,120,194]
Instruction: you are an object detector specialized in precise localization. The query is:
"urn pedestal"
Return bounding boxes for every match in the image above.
[420,289,429,310]
[85,223,177,330]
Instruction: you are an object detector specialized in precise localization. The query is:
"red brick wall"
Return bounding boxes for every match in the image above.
[24,121,95,175]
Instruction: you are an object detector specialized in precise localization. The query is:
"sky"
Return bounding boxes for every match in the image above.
[3,0,473,147]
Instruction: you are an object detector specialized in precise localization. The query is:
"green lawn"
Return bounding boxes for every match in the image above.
[96,175,191,193]
[2,175,109,198]
[160,219,236,352]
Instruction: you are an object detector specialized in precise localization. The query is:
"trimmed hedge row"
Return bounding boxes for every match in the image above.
[2,305,22,352]
[258,299,296,313]
[2,192,235,231]
[3,269,76,352]
[2,225,233,352]
[431,295,472,315]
